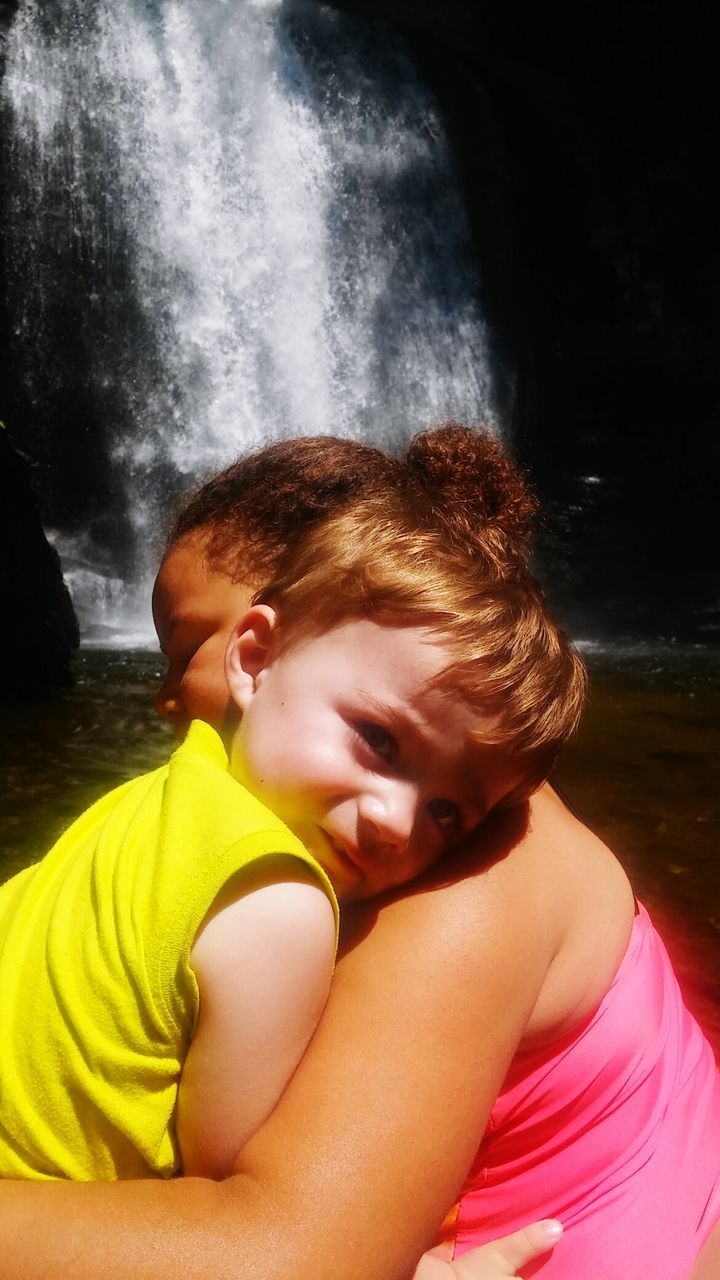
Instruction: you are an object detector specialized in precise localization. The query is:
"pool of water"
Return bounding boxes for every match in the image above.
[557,641,720,1051]
[2,641,718,1052]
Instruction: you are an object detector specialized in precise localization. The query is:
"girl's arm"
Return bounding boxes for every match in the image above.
[0,809,554,1279]
[178,864,336,1177]
[688,1219,720,1279]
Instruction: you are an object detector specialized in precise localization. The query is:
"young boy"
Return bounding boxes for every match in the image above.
[0,428,585,1187]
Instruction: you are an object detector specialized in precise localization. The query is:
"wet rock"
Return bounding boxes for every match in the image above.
[0,423,79,697]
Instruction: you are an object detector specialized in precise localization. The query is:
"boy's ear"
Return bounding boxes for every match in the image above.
[225,605,279,713]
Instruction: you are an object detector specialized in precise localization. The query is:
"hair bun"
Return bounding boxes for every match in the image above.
[404,423,538,557]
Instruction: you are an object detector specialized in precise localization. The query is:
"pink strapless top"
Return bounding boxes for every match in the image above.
[441,905,720,1279]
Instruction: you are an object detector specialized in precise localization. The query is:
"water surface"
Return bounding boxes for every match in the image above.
[557,641,719,1051]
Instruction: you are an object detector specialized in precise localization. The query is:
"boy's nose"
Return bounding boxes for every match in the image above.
[357,786,416,854]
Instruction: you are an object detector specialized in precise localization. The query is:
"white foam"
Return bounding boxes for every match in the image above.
[4,0,498,639]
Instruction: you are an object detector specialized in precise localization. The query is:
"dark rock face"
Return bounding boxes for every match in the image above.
[324,0,720,639]
[0,425,79,696]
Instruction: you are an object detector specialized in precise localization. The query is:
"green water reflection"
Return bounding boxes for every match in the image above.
[2,643,718,1053]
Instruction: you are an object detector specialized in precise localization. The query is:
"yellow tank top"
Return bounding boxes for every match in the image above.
[0,720,337,1180]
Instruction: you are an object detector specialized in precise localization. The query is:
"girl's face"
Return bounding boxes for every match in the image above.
[226,611,528,902]
[152,536,252,739]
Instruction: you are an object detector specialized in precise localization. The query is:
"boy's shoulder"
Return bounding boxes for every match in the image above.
[164,719,338,926]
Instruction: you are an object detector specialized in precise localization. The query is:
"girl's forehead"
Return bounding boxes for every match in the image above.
[155,536,219,593]
[157,541,230,601]
[153,542,252,633]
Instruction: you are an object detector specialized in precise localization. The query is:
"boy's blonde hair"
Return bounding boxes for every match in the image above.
[258,426,586,787]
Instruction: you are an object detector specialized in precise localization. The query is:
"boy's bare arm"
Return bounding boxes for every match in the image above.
[178,866,336,1178]
[0,823,552,1279]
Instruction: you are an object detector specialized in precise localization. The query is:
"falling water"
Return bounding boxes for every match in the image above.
[3,0,499,637]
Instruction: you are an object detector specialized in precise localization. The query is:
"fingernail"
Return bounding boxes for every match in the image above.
[539,1220,564,1242]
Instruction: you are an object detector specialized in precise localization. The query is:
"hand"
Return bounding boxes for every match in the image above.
[416,1220,563,1280]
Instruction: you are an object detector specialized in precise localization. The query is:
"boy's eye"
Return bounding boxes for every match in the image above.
[427,797,461,832]
[355,720,395,761]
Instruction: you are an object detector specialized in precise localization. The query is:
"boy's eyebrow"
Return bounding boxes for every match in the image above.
[352,693,413,737]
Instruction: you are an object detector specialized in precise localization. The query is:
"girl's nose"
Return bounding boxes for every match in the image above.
[357,785,416,853]
[154,676,182,722]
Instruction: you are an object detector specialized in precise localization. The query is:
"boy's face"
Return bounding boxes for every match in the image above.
[227,612,529,902]
[152,535,252,739]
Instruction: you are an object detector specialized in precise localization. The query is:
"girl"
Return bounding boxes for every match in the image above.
[0,428,717,1279]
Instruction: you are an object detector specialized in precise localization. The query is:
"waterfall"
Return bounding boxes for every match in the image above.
[2,0,500,639]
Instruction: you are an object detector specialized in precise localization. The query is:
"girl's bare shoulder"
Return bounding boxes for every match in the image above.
[340,784,635,1046]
